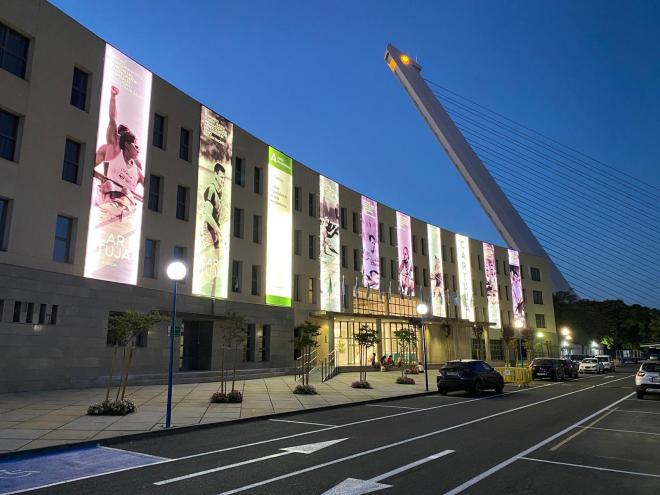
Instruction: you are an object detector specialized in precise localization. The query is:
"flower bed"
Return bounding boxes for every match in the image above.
[210,390,243,403]
[87,399,136,416]
[293,384,318,395]
[396,376,416,385]
[351,380,372,389]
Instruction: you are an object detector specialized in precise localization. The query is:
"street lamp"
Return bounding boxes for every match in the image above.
[416,302,429,391]
[165,261,187,428]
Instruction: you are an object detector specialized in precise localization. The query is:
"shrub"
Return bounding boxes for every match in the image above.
[396,376,416,385]
[87,399,136,416]
[227,390,243,403]
[406,368,420,375]
[210,392,228,403]
[351,380,372,389]
[293,384,318,395]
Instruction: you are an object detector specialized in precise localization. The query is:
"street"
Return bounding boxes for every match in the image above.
[1,367,658,494]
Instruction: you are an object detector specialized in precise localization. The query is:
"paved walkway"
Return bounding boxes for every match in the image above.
[0,371,429,453]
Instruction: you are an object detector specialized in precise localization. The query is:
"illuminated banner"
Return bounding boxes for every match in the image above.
[508,249,526,328]
[396,212,414,297]
[192,106,234,298]
[361,196,380,289]
[427,225,446,317]
[319,176,340,311]
[84,44,152,285]
[483,242,501,329]
[265,147,293,307]
[455,234,474,321]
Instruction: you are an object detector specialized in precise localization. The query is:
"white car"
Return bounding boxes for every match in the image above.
[579,358,603,374]
[595,355,615,372]
[636,361,660,399]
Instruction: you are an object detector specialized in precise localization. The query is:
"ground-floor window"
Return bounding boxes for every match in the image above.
[489,339,503,361]
[335,320,376,365]
[380,322,420,365]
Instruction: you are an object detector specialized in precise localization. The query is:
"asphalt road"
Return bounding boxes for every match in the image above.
[3,366,659,495]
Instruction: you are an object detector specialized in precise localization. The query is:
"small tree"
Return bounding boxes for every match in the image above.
[217,312,247,395]
[521,327,535,364]
[472,324,485,360]
[292,321,321,386]
[393,327,417,377]
[501,324,514,365]
[353,325,380,384]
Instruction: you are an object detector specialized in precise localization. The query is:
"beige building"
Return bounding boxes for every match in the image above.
[0,0,557,392]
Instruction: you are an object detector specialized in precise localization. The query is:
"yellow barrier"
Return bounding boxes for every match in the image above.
[495,366,532,387]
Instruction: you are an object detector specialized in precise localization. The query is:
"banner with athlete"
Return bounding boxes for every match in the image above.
[360,196,380,290]
[455,234,475,321]
[396,212,414,297]
[508,249,526,328]
[483,242,501,329]
[427,224,446,317]
[192,106,234,298]
[319,176,340,312]
[84,44,152,285]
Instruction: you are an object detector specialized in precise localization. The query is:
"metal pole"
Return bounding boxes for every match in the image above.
[422,319,429,391]
[165,280,177,428]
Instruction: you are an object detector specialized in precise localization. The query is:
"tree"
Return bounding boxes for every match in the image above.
[501,324,515,365]
[521,327,535,364]
[218,312,247,395]
[393,327,417,377]
[472,324,485,360]
[292,321,321,386]
[353,325,380,383]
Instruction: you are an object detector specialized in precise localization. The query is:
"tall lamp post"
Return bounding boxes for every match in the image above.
[514,320,523,366]
[416,302,429,391]
[165,261,187,429]
[560,327,572,357]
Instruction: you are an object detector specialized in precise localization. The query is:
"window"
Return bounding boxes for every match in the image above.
[50,305,58,324]
[308,193,316,217]
[152,113,166,149]
[26,302,34,324]
[0,109,19,161]
[235,157,245,186]
[307,277,316,304]
[38,304,46,324]
[233,207,243,238]
[143,239,158,278]
[380,257,385,277]
[489,340,504,361]
[520,264,524,279]
[480,280,484,297]
[441,244,447,262]
[0,23,29,79]
[254,166,262,194]
[231,260,242,292]
[423,268,428,287]
[251,265,261,296]
[341,245,347,268]
[533,290,544,305]
[252,215,262,244]
[353,249,360,271]
[378,223,383,243]
[148,175,162,212]
[245,324,256,362]
[530,267,541,282]
[308,234,316,260]
[450,247,455,263]
[496,259,500,274]
[12,301,21,322]
[352,211,359,234]
[503,262,508,276]
[505,285,509,301]
[0,197,10,251]
[294,186,301,211]
[53,215,73,263]
[412,235,417,253]
[294,230,302,256]
[421,238,426,256]
[293,274,301,302]
[176,185,188,220]
[390,260,396,280]
[70,68,88,111]
[452,275,457,291]
[173,245,186,261]
[414,266,419,286]
[535,314,546,329]
[340,207,347,229]
[261,325,271,361]
[477,254,483,270]
[179,128,191,161]
[61,139,81,184]
[389,227,395,246]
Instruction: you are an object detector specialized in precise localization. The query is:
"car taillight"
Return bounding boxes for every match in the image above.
[637,371,646,377]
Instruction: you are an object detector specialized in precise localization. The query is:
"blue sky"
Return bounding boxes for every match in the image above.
[51,0,660,303]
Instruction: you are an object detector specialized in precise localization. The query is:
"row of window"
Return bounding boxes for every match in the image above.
[1,300,59,325]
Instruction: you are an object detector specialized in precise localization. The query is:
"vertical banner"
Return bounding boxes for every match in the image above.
[427,224,446,317]
[396,212,414,297]
[455,234,475,321]
[483,242,501,329]
[84,44,152,284]
[361,196,380,289]
[508,249,526,328]
[319,176,340,311]
[265,147,293,307]
[192,106,234,298]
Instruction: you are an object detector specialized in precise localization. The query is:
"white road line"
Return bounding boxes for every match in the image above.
[608,409,660,415]
[269,419,336,427]
[577,426,660,436]
[215,381,627,495]
[365,404,423,410]
[99,445,169,461]
[520,457,660,478]
[442,389,635,495]
[549,409,616,451]
[370,449,454,482]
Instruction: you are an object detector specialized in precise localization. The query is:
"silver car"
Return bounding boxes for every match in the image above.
[579,358,603,374]
[636,361,660,399]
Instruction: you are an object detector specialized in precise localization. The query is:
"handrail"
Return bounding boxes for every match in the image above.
[295,348,320,382]
[321,349,338,382]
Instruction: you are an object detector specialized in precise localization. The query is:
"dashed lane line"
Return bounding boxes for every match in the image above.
[519,457,660,479]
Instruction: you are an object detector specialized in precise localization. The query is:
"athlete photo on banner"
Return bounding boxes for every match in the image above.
[427,224,446,317]
[361,196,380,290]
[483,242,501,328]
[84,44,152,285]
[319,176,340,312]
[508,249,526,328]
[455,233,475,321]
[396,212,414,297]
[192,106,234,298]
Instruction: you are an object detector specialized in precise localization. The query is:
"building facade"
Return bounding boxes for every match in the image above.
[0,0,557,392]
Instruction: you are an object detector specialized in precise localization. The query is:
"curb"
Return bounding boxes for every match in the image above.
[0,388,437,461]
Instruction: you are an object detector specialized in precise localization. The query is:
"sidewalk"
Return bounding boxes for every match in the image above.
[0,371,429,453]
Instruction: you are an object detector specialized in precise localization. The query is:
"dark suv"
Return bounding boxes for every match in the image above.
[437,360,504,396]
[530,358,566,381]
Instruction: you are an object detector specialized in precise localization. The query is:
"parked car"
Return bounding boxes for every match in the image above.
[562,358,580,379]
[569,354,587,362]
[529,358,566,381]
[579,357,604,374]
[437,360,504,396]
[596,355,615,372]
[636,361,660,399]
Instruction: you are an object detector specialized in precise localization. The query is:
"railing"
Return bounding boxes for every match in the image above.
[320,349,338,382]
[294,348,319,383]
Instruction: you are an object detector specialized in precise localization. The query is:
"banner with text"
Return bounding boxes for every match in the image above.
[361,196,380,289]
[396,212,414,297]
[427,224,446,317]
[483,242,501,329]
[508,249,526,328]
[456,234,475,321]
[319,176,340,311]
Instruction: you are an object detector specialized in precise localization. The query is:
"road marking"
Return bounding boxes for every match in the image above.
[365,404,423,410]
[607,409,660,415]
[549,409,616,451]
[577,426,660,436]
[441,390,635,495]
[320,450,454,494]
[520,457,660,479]
[215,381,629,495]
[269,419,336,427]
[154,438,348,486]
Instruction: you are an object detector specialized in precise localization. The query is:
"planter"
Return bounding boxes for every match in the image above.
[293,384,318,395]
[396,376,415,385]
[87,399,136,416]
[210,390,243,403]
[351,380,372,389]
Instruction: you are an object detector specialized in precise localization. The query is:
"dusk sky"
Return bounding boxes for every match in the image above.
[51,0,660,306]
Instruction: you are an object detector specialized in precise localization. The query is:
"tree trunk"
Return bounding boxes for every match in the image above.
[106,345,118,402]
[231,345,237,392]
[115,347,126,402]
[120,342,135,401]
[220,346,226,395]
